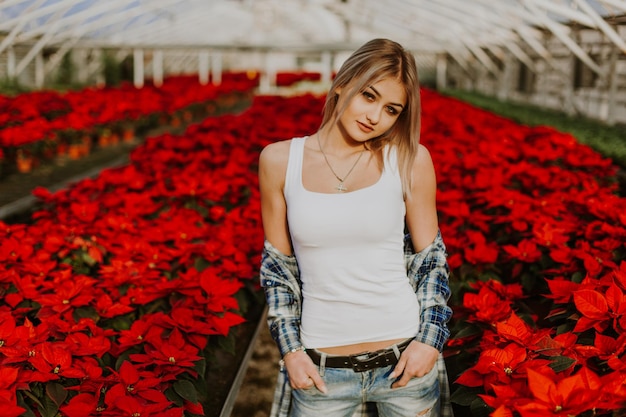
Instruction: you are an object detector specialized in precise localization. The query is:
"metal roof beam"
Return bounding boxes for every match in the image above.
[573,0,626,53]
[43,0,187,46]
[597,0,626,12]
[0,0,47,55]
[14,4,72,76]
[13,0,143,43]
[524,0,604,75]
[529,0,596,27]
[0,0,81,31]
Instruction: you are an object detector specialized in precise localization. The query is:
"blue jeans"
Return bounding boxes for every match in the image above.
[290,360,439,417]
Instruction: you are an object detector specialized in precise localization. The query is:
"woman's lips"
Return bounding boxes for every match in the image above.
[357,121,373,132]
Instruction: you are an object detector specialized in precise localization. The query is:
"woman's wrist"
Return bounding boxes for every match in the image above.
[278,346,306,370]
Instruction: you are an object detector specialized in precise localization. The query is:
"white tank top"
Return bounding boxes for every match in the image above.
[284,136,420,349]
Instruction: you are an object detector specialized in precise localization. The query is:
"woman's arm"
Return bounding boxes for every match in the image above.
[259,141,292,256]
[391,144,452,387]
[258,141,327,393]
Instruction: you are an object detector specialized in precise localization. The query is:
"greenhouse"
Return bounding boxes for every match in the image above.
[0,1,625,417]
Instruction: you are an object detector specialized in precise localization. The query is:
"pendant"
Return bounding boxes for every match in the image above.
[336,182,347,192]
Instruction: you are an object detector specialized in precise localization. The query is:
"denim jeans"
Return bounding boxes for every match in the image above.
[290,360,439,417]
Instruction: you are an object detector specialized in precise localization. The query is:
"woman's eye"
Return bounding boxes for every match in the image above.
[362,91,375,101]
[386,106,398,115]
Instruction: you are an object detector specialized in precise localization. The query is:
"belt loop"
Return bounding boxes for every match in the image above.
[319,352,327,377]
[391,344,401,360]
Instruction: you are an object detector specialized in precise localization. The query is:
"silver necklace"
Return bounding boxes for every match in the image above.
[316,133,366,192]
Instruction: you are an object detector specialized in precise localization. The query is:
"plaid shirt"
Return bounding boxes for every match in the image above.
[260,231,454,417]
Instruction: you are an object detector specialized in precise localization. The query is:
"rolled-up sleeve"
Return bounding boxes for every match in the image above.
[260,240,303,357]
[405,231,453,352]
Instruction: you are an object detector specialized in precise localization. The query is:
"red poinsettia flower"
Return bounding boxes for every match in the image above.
[25,342,86,382]
[0,389,26,417]
[0,237,34,263]
[463,285,513,324]
[64,331,111,358]
[114,316,158,355]
[593,333,626,371]
[515,367,601,416]
[463,230,500,265]
[60,393,102,417]
[105,360,169,406]
[503,239,543,263]
[129,328,202,376]
[0,367,19,390]
[113,391,182,417]
[34,274,97,316]
[94,293,134,319]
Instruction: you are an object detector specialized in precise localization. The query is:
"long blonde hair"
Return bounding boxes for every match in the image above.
[320,38,421,197]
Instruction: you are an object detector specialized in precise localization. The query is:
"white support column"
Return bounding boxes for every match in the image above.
[260,52,272,94]
[35,50,44,88]
[93,49,105,87]
[153,50,163,87]
[198,50,209,85]
[605,44,619,125]
[436,53,447,91]
[211,51,222,85]
[77,49,89,84]
[7,46,16,78]
[321,51,332,84]
[497,51,514,101]
[133,48,144,88]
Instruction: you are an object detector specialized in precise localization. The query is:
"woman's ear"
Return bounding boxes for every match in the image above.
[334,86,342,95]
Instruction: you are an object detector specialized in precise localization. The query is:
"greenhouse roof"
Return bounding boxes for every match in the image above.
[0,0,625,83]
[1,0,625,52]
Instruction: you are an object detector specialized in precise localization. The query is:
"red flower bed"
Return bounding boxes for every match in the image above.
[0,93,320,416]
[1,86,625,416]
[0,73,259,175]
[418,89,626,416]
[275,71,321,87]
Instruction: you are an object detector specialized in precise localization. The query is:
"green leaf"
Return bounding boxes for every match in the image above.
[73,306,99,322]
[165,386,184,406]
[16,392,38,417]
[38,393,59,417]
[452,323,482,339]
[549,355,577,372]
[115,351,133,371]
[193,256,211,272]
[173,379,198,404]
[45,382,68,407]
[470,397,493,417]
[450,385,484,407]
[21,389,45,409]
[194,357,206,377]
[81,251,97,266]
[218,332,236,355]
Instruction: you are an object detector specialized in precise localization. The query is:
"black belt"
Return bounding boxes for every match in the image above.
[306,339,412,372]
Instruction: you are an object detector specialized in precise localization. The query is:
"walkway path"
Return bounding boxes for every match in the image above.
[230,325,279,417]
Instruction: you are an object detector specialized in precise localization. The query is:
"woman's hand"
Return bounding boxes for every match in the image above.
[284,351,328,393]
[389,341,438,388]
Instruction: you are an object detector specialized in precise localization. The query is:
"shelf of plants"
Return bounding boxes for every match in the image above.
[1,75,626,416]
[0,73,258,180]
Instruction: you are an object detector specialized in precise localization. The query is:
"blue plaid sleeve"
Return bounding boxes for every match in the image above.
[260,240,303,357]
[405,230,452,352]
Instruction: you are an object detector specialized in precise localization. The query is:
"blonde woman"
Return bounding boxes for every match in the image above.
[259,38,453,417]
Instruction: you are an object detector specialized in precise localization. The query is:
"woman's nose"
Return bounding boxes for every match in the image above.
[366,109,380,124]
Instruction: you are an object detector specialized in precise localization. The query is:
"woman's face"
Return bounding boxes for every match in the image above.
[336,77,406,142]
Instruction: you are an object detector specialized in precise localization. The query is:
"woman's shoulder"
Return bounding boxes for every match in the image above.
[259,138,294,168]
[413,143,434,171]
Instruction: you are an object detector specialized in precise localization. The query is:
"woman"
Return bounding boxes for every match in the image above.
[259,38,453,417]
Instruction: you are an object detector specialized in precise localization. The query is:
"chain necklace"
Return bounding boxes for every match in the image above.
[316,133,366,192]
